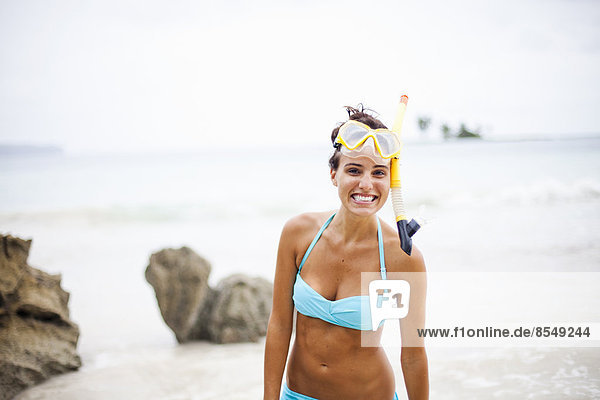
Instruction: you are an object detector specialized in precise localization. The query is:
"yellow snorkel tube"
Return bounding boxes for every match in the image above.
[391,95,420,255]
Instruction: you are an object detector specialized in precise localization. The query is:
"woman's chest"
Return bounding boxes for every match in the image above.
[299,243,382,301]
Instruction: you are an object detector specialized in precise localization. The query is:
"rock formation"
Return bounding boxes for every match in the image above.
[145,247,273,344]
[208,274,273,343]
[0,235,81,400]
[144,247,213,343]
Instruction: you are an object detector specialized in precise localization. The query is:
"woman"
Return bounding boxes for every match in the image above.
[264,107,429,400]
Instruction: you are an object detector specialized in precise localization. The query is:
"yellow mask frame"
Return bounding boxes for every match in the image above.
[335,120,402,159]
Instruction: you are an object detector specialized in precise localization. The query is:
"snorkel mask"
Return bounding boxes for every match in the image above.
[335,96,420,255]
[335,120,402,161]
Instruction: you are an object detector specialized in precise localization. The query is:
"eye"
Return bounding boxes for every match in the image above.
[347,168,360,175]
[373,169,387,177]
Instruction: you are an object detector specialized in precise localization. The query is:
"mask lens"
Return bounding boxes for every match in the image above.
[339,123,370,148]
[375,132,401,157]
[340,137,388,164]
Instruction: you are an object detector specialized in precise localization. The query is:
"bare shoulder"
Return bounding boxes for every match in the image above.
[277,211,336,271]
[379,218,426,273]
[279,211,336,256]
[281,211,334,237]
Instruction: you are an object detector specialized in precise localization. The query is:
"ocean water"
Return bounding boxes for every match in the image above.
[2,137,600,398]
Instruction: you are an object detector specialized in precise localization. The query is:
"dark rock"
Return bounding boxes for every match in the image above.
[0,235,81,400]
[145,247,273,344]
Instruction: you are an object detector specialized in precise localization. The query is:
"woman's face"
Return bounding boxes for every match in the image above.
[330,154,391,217]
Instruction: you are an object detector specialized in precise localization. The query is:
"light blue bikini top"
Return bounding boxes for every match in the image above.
[292,213,387,331]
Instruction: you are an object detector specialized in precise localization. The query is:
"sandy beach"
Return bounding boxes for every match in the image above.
[14,341,265,400]
[14,340,600,399]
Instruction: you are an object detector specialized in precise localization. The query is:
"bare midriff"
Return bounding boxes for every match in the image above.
[286,312,396,400]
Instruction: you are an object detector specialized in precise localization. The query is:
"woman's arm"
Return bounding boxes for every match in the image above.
[401,347,429,400]
[263,217,304,400]
[399,246,429,400]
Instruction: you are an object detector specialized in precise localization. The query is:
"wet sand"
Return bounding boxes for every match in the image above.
[15,340,600,400]
[15,341,265,400]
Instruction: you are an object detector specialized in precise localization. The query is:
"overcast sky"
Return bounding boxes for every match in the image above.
[1,0,599,154]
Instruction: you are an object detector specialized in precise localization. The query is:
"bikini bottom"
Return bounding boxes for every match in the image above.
[281,382,399,400]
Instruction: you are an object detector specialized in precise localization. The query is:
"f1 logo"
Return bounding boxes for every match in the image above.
[368,280,411,331]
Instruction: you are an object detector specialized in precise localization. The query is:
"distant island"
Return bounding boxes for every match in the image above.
[417,116,482,140]
[0,144,63,156]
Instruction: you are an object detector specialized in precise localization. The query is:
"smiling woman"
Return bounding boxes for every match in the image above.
[263,106,429,400]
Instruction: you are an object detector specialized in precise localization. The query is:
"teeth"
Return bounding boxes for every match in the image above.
[353,194,375,202]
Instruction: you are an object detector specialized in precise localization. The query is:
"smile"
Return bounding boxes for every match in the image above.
[351,194,377,203]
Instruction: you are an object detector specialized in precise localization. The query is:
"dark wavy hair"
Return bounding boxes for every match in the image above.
[328,104,388,170]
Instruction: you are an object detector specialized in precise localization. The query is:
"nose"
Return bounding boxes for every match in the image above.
[358,173,373,190]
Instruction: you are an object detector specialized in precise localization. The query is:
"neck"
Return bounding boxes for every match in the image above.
[331,207,378,243]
